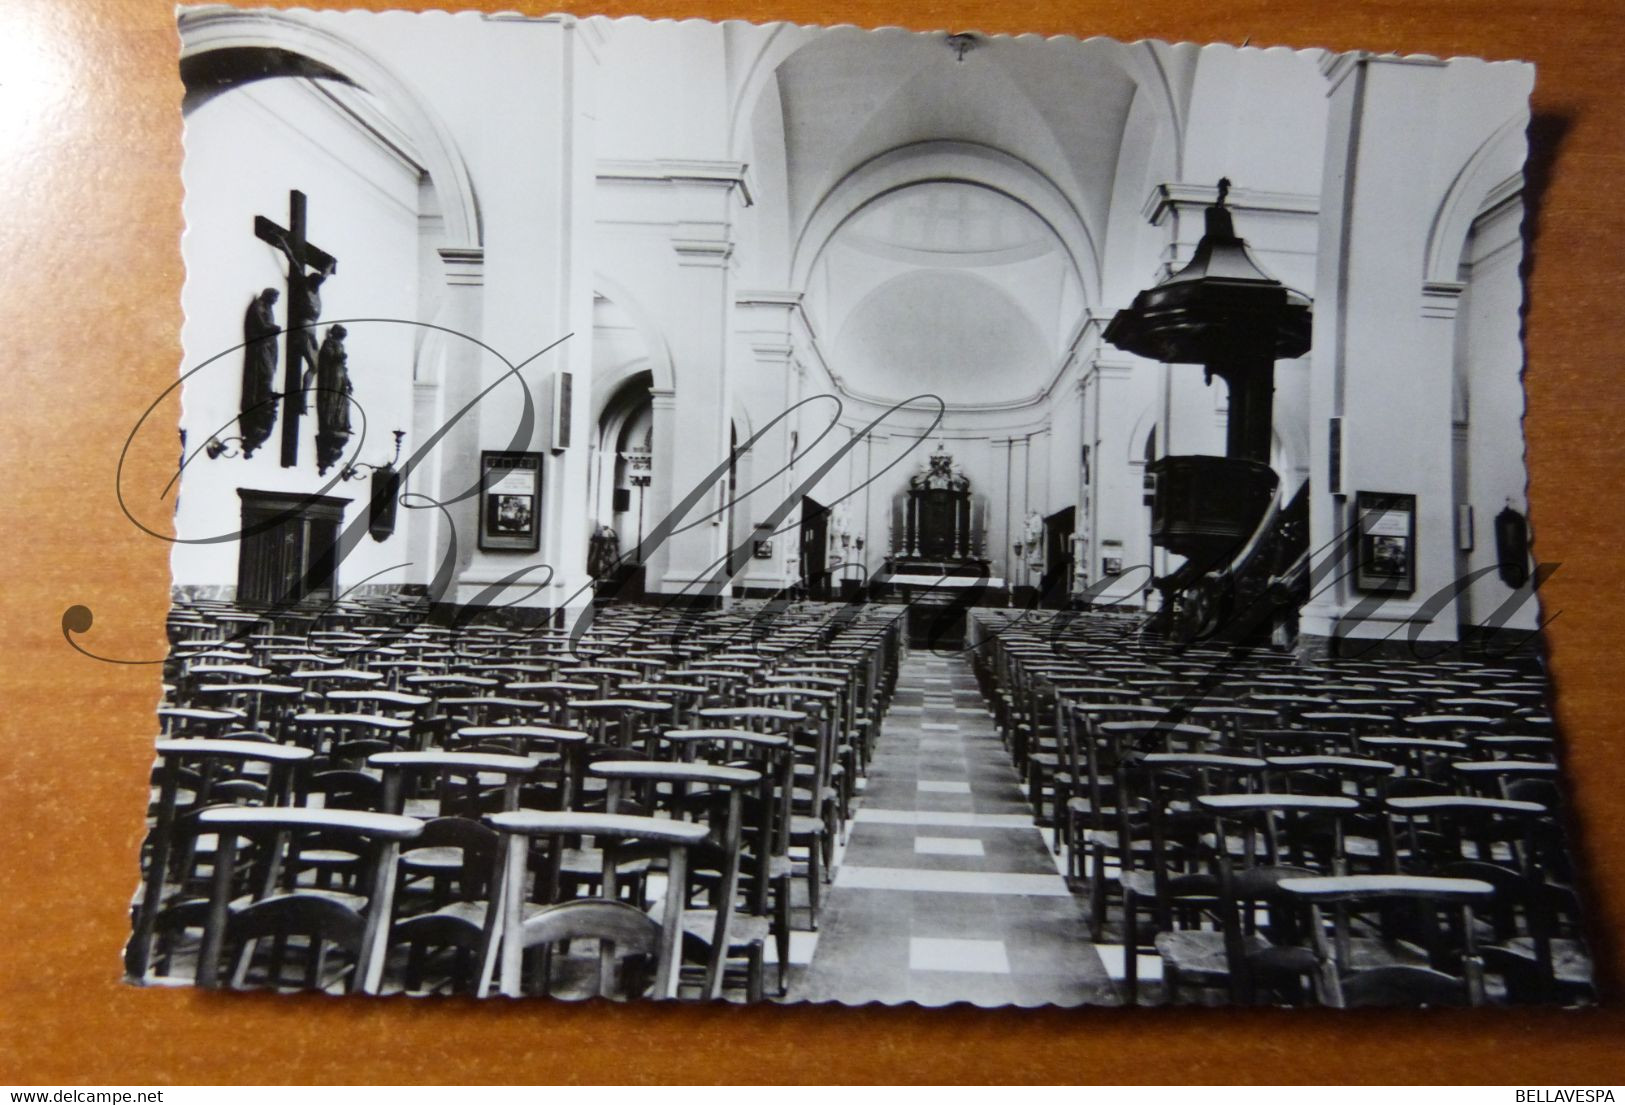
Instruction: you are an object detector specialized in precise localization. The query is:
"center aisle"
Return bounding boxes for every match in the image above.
[787,649,1118,1006]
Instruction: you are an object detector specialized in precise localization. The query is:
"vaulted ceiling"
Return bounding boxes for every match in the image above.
[757,30,1154,410]
[773,30,1142,255]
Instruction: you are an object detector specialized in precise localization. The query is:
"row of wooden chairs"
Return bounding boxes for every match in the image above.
[967,608,1589,1008]
[135,596,903,999]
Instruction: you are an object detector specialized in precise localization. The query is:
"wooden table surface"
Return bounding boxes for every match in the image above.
[3,0,1623,1086]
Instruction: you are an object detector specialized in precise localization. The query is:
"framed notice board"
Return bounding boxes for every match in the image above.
[1353,490,1417,595]
[478,450,542,552]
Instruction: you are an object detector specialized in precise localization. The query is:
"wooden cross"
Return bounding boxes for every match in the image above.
[255,189,337,469]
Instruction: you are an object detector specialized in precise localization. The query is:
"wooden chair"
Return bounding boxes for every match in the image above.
[589,759,762,999]
[1297,712,1393,754]
[443,724,588,807]
[1107,753,1267,1004]
[223,894,367,993]
[513,899,665,1000]
[1357,735,1469,781]
[1385,794,1546,875]
[387,907,488,995]
[662,727,797,992]
[192,682,302,738]
[127,738,313,982]
[371,750,539,820]
[1166,793,1361,1004]
[561,665,644,696]
[1180,705,1279,751]
[505,680,598,725]
[747,684,846,836]
[698,704,825,927]
[192,807,423,994]
[619,681,710,728]
[287,712,413,764]
[324,687,433,721]
[477,811,710,998]
[1451,759,1559,800]
[1276,873,1494,1007]
[395,816,500,913]
[567,698,672,756]
[157,706,246,739]
[281,668,386,699]
[1059,706,1172,881]
[1447,860,1595,1005]
[1471,734,1557,761]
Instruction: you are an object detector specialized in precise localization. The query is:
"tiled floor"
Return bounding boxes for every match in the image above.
[787,651,1119,1007]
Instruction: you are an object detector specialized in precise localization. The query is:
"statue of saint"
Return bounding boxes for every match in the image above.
[588,524,622,580]
[239,288,280,456]
[310,323,353,475]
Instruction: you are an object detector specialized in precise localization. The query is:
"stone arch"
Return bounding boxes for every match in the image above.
[592,370,657,549]
[591,273,676,404]
[178,7,481,249]
[1424,114,1526,286]
[1127,399,1160,466]
[597,371,656,458]
[791,140,1100,305]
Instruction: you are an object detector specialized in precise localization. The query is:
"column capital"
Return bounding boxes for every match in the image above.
[750,341,794,364]
[672,225,734,267]
[1421,280,1468,319]
[597,158,754,207]
[1086,357,1137,383]
[736,289,803,310]
[437,247,485,287]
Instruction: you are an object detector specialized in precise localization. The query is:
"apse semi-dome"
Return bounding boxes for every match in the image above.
[830,268,1052,407]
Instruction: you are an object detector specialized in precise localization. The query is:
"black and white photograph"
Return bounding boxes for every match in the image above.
[128,6,1592,1009]
[493,495,532,533]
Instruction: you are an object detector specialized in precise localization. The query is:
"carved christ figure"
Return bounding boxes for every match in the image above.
[239,288,280,456]
[266,225,336,415]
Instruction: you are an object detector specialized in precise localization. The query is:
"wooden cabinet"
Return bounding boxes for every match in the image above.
[236,490,350,607]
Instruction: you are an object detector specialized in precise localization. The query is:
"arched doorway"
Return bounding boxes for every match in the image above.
[592,372,656,597]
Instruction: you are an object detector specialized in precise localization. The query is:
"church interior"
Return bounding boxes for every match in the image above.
[135,7,1588,1006]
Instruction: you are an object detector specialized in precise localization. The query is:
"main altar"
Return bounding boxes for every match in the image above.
[881,448,1006,646]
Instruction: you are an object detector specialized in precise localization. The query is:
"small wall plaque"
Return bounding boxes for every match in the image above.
[551,371,573,453]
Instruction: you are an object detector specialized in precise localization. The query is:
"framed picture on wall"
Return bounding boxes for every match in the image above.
[478,450,542,553]
[1353,490,1416,595]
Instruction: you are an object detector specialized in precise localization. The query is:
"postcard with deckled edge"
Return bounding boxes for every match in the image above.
[125,6,1588,1008]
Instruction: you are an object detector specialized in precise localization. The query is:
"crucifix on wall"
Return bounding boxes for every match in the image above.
[255,189,337,469]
